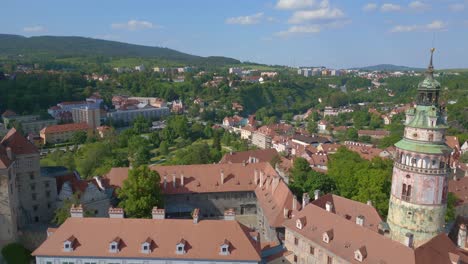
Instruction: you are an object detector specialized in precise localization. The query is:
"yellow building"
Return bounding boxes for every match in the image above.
[40,123,90,144]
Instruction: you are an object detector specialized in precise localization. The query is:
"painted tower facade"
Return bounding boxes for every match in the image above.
[387,49,452,248]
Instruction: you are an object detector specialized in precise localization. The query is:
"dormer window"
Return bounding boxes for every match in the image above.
[354,246,367,262]
[109,237,121,253]
[220,239,231,255]
[63,236,77,252]
[176,239,186,254]
[296,217,306,230]
[141,237,153,254]
[322,229,333,244]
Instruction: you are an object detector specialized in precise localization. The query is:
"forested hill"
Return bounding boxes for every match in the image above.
[0,34,240,66]
[353,64,423,72]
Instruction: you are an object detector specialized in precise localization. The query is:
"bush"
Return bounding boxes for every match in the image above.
[1,243,32,264]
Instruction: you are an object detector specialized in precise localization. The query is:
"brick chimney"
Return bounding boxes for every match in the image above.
[70,204,83,218]
[109,207,124,218]
[458,224,467,248]
[163,175,167,189]
[5,147,13,160]
[173,173,176,188]
[180,173,184,187]
[404,233,414,248]
[220,169,225,184]
[314,189,320,200]
[302,193,310,209]
[152,207,165,220]
[260,171,264,187]
[325,201,333,212]
[224,208,236,220]
[356,215,365,226]
[192,208,200,224]
[254,169,258,185]
[292,195,297,211]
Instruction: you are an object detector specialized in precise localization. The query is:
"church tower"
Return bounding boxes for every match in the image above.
[387,49,452,248]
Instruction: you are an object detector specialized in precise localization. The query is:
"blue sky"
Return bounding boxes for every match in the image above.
[1,0,467,68]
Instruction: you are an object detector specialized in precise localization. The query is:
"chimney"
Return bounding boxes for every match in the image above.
[292,195,297,211]
[173,173,176,188]
[224,208,236,220]
[163,175,167,189]
[314,190,320,200]
[93,176,105,190]
[6,147,13,160]
[180,173,184,187]
[325,201,333,212]
[192,208,200,224]
[458,224,467,248]
[404,233,414,248]
[254,169,258,185]
[283,208,289,219]
[260,171,264,187]
[220,169,225,184]
[109,207,124,218]
[356,215,365,226]
[302,193,310,209]
[70,204,83,218]
[151,207,165,220]
[367,200,373,206]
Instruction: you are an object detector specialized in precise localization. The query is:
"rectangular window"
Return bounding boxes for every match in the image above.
[294,255,298,263]
[327,256,333,264]
[33,205,39,211]
[310,246,315,255]
[46,191,51,198]
[32,193,37,201]
[294,237,299,246]
[29,173,34,180]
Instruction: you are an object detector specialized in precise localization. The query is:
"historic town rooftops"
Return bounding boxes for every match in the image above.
[32,217,261,261]
[284,203,467,264]
[219,148,279,164]
[1,128,39,155]
[151,162,277,195]
[292,134,331,145]
[344,141,388,160]
[1,110,17,118]
[40,122,90,134]
[446,136,461,151]
[311,194,382,233]
[449,177,468,206]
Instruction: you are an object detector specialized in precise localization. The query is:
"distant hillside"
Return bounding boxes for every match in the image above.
[0,34,240,66]
[353,64,424,72]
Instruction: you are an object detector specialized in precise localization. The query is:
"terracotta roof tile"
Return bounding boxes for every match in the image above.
[1,128,38,155]
[41,122,89,134]
[32,217,261,261]
[219,149,279,164]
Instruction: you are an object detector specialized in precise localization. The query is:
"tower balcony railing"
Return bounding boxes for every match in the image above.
[394,161,449,175]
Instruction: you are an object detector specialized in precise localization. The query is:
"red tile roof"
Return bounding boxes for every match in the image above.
[1,110,17,118]
[41,123,89,134]
[219,149,279,164]
[1,128,38,155]
[311,194,383,233]
[449,177,468,206]
[32,217,261,261]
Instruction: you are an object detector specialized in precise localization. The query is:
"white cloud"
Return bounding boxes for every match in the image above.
[288,2,344,24]
[23,25,46,32]
[381,3,402,12]
[225,12,264,25]
[448,3,465,12]
[276,0,316,10]
[390,20,447,32]
[275,24,321,37]
[111,20,157,30]
[363,3,378,11]
[408,1,430,10]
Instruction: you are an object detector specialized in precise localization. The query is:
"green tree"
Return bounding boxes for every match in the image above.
[159,140,169,155]
[128,136,151,167]
[212,130,221,151]
[71,130,87,145]
[346,127,358,141]
[446,192,457,222]
[117,166,163,218]
[307,119,318,134]
[133,115,150,134]
[1,243,32,264]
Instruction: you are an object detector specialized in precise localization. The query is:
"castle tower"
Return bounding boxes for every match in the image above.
[387,49,452,247]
